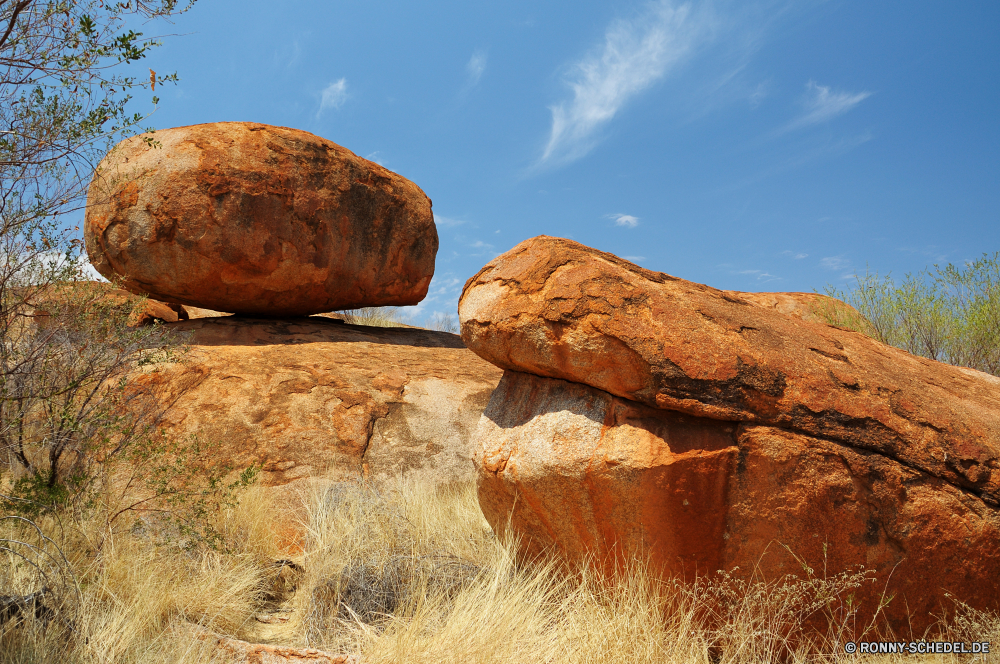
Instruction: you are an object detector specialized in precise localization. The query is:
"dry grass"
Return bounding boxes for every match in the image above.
[291,480,1000,664]
[0,486,282,664]
[2,480,997,663]
[341,308,409,328]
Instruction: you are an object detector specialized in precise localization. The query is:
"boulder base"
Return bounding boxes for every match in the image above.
[85,122,437,316]
[476,371,1000,636]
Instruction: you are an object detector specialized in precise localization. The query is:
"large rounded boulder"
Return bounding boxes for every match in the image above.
[460,235,1000,636]
[85,122,437,316]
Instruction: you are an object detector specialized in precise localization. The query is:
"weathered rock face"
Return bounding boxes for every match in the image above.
[460,236,1000,504]
[476,371,1000,634]
[475,371,738,577]
[735,290,861,325]
[726,425,1000,632]
[462,236,1000,634]
[85,122,437,316]
[138,317,502,488]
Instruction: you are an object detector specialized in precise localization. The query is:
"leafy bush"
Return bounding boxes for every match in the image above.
[821,252,1000,375]
[0,7,274,657]
[1,281,176,508]
[0,0,251,540]
[0,279,260,556]
[0,0,207,514]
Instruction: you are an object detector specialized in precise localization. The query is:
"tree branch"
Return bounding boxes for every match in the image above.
[0,1,33,53]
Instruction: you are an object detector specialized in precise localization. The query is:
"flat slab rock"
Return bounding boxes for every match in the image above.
[461,236,1000,636]
[137,317,502,490]
[85,122,437,316]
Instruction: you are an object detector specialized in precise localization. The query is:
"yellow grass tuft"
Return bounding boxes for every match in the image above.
[293,480,1000,664]
[1,479,997,663]
[0,485,280,663]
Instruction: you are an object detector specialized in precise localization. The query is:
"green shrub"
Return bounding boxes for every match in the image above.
[821,252,999,375]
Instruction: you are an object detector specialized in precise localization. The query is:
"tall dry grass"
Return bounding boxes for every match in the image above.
[292,480,1000,664]
[0,485,283,664]
[2,479,997,663]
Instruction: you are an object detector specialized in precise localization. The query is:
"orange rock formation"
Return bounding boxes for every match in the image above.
[461,235,1000,635]
[85,122,437,316]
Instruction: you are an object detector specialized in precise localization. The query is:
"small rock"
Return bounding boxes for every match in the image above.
[187,623,360,664]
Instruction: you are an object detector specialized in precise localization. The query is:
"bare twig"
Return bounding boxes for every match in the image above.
[0,1,33,52]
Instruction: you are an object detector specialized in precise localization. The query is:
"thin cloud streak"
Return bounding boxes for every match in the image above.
[466,50,487,86]
[738,268,781,282]
[317,78,348,117]
[719,131,873,193]
[539,0,712,167]
[781,250,808,259]
[787,80,871,131]
[400,274,464,321]
[820,256,851,271]
[433,214,466,228]
[749,80,768,108]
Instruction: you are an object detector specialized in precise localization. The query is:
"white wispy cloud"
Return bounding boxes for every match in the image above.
[433,214,466,228]
[749,80,768,108]
[738,268,780,282]
[427,275,463,298]
[725,130,873,191]
[317,78,348,117]
[400,274,463,321]
[607,213,640,228]
[820,256,851,272]
[788,80,871,130]
[781,250,808,259]
[623,255,647,263]
[467,50,487,86]
[272,40,302,70]
[539,0,712,167]
[466,238,500,259]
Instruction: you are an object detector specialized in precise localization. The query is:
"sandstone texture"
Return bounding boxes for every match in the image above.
[735,290,861,325]
[460,236,1000,502]
[475,371,739,576]
[461,236,1000,634]
[85,122,437,316]
[139,316,502,489]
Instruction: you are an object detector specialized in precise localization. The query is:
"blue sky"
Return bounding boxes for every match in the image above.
[122,0,998,322]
